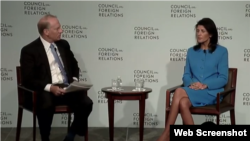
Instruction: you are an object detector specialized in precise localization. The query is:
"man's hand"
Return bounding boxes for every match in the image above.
[50,85,65,96]
[189,82,207,90]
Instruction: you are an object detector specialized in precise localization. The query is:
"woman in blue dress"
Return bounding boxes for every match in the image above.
[157,18,229,141]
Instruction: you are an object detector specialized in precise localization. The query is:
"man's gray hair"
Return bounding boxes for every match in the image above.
[37,14,57,35]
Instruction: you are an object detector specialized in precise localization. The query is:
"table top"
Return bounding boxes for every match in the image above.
[101,86,152,95]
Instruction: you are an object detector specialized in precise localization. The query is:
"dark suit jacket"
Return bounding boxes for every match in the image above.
[20,37,79,92]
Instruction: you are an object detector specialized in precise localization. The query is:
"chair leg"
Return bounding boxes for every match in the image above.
[67,113,71,133]
[16,107,23,141]
[85,122,88,141]
[165,110,169,127]
[33,113,36,141]
[216,115,220,125]
[230,109,236,125]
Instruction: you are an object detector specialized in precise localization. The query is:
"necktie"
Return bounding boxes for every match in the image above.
[50,44,68,85]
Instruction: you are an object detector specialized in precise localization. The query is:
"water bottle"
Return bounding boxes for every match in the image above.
[139,77,144,88]
[71,113,74,123]
[116,76,122,89]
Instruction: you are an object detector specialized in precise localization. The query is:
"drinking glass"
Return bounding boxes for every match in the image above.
[135,79,144,91]
[112,79,118,90]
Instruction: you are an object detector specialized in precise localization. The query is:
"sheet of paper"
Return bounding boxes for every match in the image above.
[64,81,93,93]
[71,81,93,88]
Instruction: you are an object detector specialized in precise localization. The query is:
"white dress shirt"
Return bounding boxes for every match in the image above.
[40,36,77,92]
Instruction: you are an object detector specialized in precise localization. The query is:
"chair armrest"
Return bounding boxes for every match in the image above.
[17,85,37,104]
[215,87,235,110]
[217,87,235,98]
[166,84,183,107]
[18,85,35,93]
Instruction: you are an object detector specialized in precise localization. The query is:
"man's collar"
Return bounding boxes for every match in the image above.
[40,36,57,49]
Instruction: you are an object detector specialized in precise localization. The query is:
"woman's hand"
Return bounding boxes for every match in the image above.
[189,82,207,90]
[200,84,207,89]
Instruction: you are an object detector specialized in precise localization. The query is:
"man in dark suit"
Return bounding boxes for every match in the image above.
[20,14,93,141]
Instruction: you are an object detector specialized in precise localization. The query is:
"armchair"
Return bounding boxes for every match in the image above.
[165,68,237,125]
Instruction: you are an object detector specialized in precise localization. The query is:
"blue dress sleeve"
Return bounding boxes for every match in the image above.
[182,49,194,87]
[204,49,229,89]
